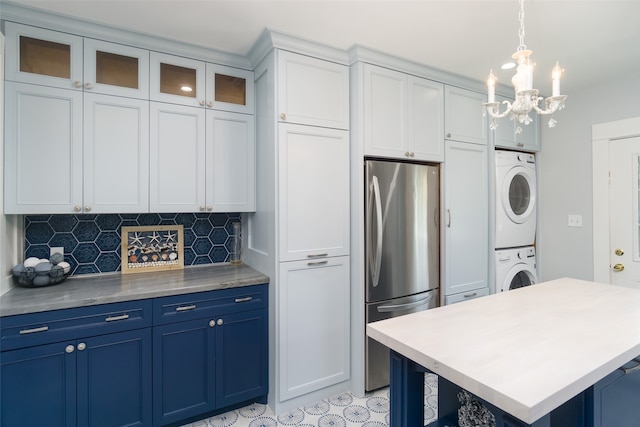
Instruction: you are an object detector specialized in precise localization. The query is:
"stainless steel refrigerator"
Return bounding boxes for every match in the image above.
[365,159,440,391]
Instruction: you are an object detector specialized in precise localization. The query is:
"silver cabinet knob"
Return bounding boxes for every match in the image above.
[217,318,223,326]
[84,206,91,212]
[73,81,82,88]
[65,345,75,353]
[405,151,410,157]
[209,320,216,327]
[207,101,213,108]
[200,206,206,211]
[74,206,82,212]
[77,342,86,351]
[84,82,93,90]
[207,206,213,211]
[199,100,206,106]
[410,152,415,157]
[280,113,287,120]
[446,133,452,138]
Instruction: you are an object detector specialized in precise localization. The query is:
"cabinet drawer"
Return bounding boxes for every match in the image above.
[153,284,267,325]
[445,287,489,305]
[1,300,152,351]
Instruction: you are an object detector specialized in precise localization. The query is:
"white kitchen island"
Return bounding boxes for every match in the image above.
[367,278,640,427]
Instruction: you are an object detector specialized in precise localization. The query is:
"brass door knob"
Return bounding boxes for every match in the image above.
[615,248,625,256]
[613,263,625,272]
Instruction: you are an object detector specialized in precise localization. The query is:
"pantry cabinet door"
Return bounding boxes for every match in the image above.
[444,86,487,145]
[206,110,255,212]
[277,50,349,129]
[84,93,149,213]
[4,82,83,214]
[278,124,350,261]
[408,76,444,161]
[150,102,206,212]
[278,257,350,401]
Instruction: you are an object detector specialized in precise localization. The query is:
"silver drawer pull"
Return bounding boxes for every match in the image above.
[463,292,478,298]
[622,358,640,375]
[176,304,197,312]
[308,260,328,266]
[19,326,49,335]
[235,297,253,303]
[105,314,130,322]
[307,253,328,258]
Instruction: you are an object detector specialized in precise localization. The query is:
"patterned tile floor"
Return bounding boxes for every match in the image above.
[182,374,439,427]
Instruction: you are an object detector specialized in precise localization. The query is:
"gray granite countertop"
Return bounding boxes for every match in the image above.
[0,263,269,317]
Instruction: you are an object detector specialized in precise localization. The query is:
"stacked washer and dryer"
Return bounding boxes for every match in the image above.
[495,150,539,291]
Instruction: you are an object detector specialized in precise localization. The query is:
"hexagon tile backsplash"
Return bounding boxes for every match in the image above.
[24,213,241,276]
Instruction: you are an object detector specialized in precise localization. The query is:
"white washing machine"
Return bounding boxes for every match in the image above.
[495,246,538,292]
[495,150,537,249]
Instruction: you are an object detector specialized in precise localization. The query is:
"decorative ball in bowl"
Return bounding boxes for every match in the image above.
[12,256,71,288]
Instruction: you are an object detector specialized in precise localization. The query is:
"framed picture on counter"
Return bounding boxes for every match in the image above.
[121,225,184,274]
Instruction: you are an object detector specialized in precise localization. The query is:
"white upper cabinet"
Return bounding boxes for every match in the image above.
[5,22,83,90]
[493,95,540,152]
[4,82,83,214]
[363,63,444,162]
[206,63,255,114]
[445,86,487,145]
[277,50,349,129]
[150,52,206,107]
[278,123,350,261]
[84,93,150,213]
[149,102,207,213]
[83,38,150,99]
[151,52,254,114]
[5,22,150,99]
[206,110,255,212]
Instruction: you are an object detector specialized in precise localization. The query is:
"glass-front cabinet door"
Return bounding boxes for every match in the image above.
[150,52,206,107]
[206,64,254,114]
[5,22,83,90]
[84,39,149,99]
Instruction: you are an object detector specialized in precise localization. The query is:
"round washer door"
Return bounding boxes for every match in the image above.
[501,166,536,224]
[501,264,538,292]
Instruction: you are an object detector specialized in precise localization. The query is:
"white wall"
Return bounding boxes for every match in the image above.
[537,70,640,281]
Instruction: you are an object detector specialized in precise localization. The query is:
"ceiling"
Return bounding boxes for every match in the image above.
[5,0,640,95]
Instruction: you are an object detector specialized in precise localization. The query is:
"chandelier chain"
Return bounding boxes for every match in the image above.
[517,0,526,52]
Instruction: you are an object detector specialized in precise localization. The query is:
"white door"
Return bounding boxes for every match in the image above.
[149,102,206,212]
[610,137,640,288]
[444,86,487,145]
[278,123,350,261]
[444,141,488,296]
[206,110,255,212]
[84,93,149,213]
[278,256,350,401]
[4,82,83,214]
[277,50,349,129]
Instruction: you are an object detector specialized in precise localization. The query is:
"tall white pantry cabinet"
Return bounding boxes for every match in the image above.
[246,40,351,414]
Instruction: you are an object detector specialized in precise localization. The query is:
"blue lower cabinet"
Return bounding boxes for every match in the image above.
[586,358,640,427]
[1,341,77,427]
[153,318,217,426]
[77,329,152,427]
[216,308,268,408]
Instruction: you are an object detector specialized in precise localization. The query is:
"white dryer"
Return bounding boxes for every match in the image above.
[495,246,538,292]
[495,150,537,249]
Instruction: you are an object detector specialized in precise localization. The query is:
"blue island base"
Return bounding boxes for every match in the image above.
[389,350,612,427]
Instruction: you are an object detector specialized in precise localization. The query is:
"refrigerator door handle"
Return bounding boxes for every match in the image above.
[376,294,434,313]
[367,175,384,288]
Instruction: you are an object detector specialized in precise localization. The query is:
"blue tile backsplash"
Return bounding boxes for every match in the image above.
[24,213,241,276]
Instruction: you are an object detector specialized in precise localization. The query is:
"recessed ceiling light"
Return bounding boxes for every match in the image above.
[501,62,516,70]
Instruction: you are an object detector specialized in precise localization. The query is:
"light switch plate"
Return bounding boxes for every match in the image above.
[568,214,583,227]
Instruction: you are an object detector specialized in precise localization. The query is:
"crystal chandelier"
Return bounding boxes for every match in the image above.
[483,0,567,131]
